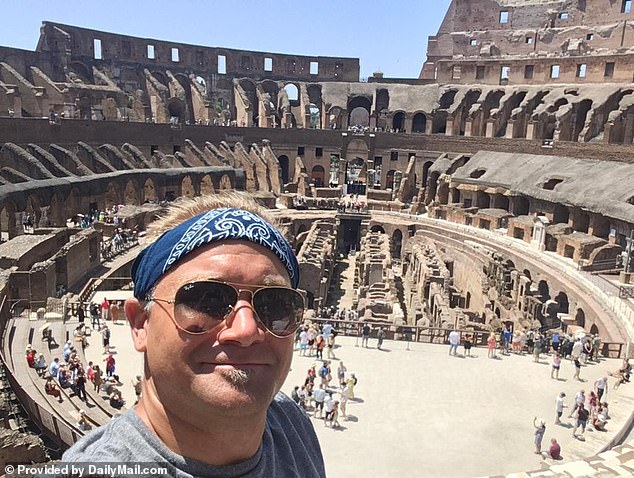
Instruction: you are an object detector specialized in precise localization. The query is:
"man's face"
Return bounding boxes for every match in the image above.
[131,240,295,422]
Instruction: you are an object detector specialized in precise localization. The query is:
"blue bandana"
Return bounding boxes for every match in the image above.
[132,208,299,299]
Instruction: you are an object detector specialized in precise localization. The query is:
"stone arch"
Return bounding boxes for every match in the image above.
[181,176,195,198]
[522,269,532,280]
[370,225,385,233]
[327,106,344,130]
[422,161,434,188]
[67,188,81,216]
[589,323,599,336]
[152,71,169,88]
[200,175,215,195]
[553,204,569,224]
[392,111,406,132]
[514,196,530,216]
[311,165,325,187]
[575,308,585,328]
[25,194,42,227]
[412,112,427,133]
[219,174,232,190]
[284,83,299,103]
[105,182,121,209]
[144,178,157,203]
[124,180,140,205]
[168,97,186,123]
[348,96,372,127]
[0,201,17,240]
[278,155,290,184]
[70,61,92,82]
[432,111,448,134]
[392,229,403,259]
[554,291,569,314]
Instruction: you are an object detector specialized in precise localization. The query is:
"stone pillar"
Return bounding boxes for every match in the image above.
[624,114,634,144]
[464,119,473,137]
[14,212,24,237]
[506,120,515,139]
[404,114,413,134]
[485,120,495,138]
[526,121,536,140]
[425,116,433,134]
[445,117,453,136]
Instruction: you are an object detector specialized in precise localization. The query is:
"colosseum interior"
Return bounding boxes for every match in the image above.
[1,1,634,476]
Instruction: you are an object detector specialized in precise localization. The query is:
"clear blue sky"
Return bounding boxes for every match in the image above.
[0,1,451,79]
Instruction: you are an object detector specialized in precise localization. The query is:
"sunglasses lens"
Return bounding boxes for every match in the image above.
[253,288,304,336]
[174,282,236,333]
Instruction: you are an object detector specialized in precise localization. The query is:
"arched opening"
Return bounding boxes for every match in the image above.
[392,112,406,132]
[575,211,590,233]
[589,323,599,336]
[505,259,515,270]
[328,106,344,130]
[181,176,195,198]
[553,204,569,224]
[240,79,259,126]
[513,196,530,216]
[554,291,569,314]
[348,96,372,128]
[200,175,215,195]
[432,111,448,134]
[284,83,299,102]
[124,180,140,205]
[522,269,532,280]
[575,308,585,328]
[309,103,320,129]
[392,229,403,259]
[386,170,397,190]
[219,174,232,190]
[422,161,433,188]
[370,225,385,233]
[278,155,290,184]
[168,98,185,124]
[105,183,120,210]
[0,202,16,241]
[25,195,42,229]
[144,178,157,203]
[350,107,370,127]
[311,165,325,187]
[412,113,427,133]
[48,194,65,227]
[465,291,471,309]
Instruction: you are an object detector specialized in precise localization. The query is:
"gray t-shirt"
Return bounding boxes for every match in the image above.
[61,393,325,478]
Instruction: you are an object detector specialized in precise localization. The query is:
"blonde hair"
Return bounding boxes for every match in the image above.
[146,192,278,241]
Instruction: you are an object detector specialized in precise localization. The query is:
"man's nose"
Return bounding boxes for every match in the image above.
[217,299,265,345]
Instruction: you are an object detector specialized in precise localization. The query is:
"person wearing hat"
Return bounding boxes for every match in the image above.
[60,193,325,477]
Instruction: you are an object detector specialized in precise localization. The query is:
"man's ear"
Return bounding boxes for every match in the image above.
[125,298,149,352]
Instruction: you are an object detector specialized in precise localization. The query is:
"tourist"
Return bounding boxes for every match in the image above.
[487,332,496,359]
[572,403,589,439]
[26,348,36,368]
[100,297,110,322]
[104,353,116,377]
[77,410,91,431]
[48,357,60,379]
[571,339,582,362]
[299,327,309,356]
[313,384,326,418]
[90,303,100,330]
[533,333,542,362]
[502,326,512,354]
[572,356,581,381]
[74,370,88,402]
[569,389,585,418]
[102,326,111,354]
[591,335,601,361]
[77,303,85,324]
[550,352,561,379]
[361,322,371,347]
[551,331,560,352]
[110,300,121,325]
[448,329,460,356]
[339,385,350,418]
[463,334,472,357]
[533,417,546,454]
[595,376,608,401]
[323,393,335,426]
[346,373,357,399]
[45,376,63,402]
[59,194,325,476]
[582,338,592,363]
[92,364,103,393]
[326,330,336,359]
[555,392,566,425]
[109,389,124,409]
[377,327,385,350]
[337,361,347,387]
[315,333,325,360]
[548,438,561,459]
[593,409,608,432]
[34,353,47,377]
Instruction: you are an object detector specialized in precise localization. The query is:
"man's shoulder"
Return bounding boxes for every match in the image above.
[62,411,146,463]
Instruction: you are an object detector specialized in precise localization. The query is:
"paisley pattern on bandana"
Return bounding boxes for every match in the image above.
[132,208,299,299]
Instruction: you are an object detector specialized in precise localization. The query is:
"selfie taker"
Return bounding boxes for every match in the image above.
[59,193,325,477]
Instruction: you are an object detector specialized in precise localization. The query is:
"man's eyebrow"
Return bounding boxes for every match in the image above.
[204,274,290,287]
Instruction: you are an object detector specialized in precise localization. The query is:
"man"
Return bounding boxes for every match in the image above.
[555,392,566,425]
[595,376,608,401]
[361,323,371,347]
[376,327,385,350]
[448,329,460,356]
[60,193,325,477]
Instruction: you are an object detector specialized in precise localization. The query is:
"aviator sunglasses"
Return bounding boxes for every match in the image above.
[147,280,305,337]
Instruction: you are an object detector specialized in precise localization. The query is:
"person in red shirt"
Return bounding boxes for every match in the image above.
[101,297,110,322]
[26,349,36,368]
[549,438,561,459]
